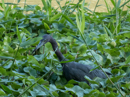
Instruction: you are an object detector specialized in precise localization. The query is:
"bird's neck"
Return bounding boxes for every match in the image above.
[50,38,65,61]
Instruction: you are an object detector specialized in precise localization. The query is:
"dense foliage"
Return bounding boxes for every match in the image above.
[0,0,130,96]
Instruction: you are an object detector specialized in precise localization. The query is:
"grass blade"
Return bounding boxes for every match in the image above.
[103,24,113,38]
[2,0,5,11]
[50,13,62,21]
[120,0,130,8]
[76,13,81,32]
[16,25,21,43]
[81,4,85,34]
[17,0,21,3]
[41,0,47,12]
[110,0,115,7]
[62,14,76,27]
[117,0,121,8]
[104,0,110,13]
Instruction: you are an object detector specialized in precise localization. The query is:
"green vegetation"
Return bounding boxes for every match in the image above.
[0,0,130,96]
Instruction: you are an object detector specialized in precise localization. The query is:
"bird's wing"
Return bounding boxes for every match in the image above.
[77,64,107,79]
[69,67,88,82]
[68,62,107,79]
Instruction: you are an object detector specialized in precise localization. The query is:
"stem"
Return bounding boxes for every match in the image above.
[18,70,52,97]
[116,0,119,35]
[69,0,83,14]
[18,46,56,97]
[11,32,24,71]
[80,33,124,97]
[78,0,124,96]
[93,0,100,16]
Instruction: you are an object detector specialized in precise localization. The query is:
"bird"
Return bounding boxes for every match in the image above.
[33,34,109,85]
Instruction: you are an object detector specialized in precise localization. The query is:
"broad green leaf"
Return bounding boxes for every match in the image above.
[52,23,64,31]
[121,82,130,89]
[0,19,14,24]
[12,71,26,78]
[52,91,59,96]
[34,54,45,61]
[20,37,42,47]
[0,89,6,96]
[120,39,129,44]
[24,67,37,77]
[106,75,123,84]
[91,50,103,65]
[67,80,78,84]
[106,92,117,97]
[98,92,106,97]
[21,28,31,35]
[35,5,41,10]
[124,32,130,38]
[107,54,113,64]
[1,85,12,94]
[85,76,98,84]
[27,55,40,66]
[125,55,130,64]
[0,56,14,59]
[3,36,11,45]
[79,82,90,89]
[0,67,8,75]
[59,93,72,97]
[97,44,104,54]
[0,45,21,59]
[30,18,42,24]
[79,44,87,54]
[58,36,72,43]
[4,62,13,69]
[65,86,85,97]
[105,49,120,57]
[30,86,47,96]
[44,22,50,30]
[27,76,37,82]
[49,84,59,92]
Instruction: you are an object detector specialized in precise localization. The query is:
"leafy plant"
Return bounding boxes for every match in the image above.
[0,0,130,96]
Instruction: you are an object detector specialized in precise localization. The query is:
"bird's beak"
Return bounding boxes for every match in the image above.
[32,40,45,54]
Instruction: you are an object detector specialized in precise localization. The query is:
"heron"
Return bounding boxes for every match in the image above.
[33,34,109,85]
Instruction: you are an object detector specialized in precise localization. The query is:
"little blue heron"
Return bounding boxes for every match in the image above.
[33,34,108,85]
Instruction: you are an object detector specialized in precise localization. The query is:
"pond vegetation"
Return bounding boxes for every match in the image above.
[0,0,130,97]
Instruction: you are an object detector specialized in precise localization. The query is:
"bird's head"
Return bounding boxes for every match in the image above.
[32,34,51,53]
